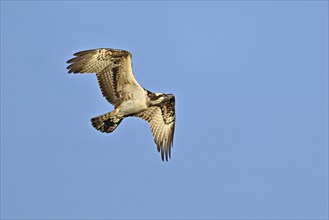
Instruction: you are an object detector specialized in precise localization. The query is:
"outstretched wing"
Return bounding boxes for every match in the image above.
[136,96,176,161]
[66,48,143,107]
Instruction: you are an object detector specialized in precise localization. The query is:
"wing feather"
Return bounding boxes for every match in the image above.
[66,48,142,107]
[136,96,176,161]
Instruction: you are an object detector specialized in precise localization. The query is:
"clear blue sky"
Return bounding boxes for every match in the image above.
[1,1,328,219]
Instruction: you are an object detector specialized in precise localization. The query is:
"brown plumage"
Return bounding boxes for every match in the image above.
[67,48,176,161]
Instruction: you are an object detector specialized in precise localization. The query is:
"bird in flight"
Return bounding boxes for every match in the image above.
[66,48,176,161]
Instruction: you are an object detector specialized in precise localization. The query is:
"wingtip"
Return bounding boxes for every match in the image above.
[161,155,169,162]
[67,66,73,73]
[66,56,78,64]
[157,141,173,162]
[73,49,97,56]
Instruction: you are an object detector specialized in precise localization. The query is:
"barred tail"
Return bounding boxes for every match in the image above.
[91,113,122,133]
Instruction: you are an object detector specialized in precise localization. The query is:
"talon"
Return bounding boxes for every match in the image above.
[110,116,121,124]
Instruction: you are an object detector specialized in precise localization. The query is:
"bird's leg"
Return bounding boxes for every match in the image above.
[107,108,123,123]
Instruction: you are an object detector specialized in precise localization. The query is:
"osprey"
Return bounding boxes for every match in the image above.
[66,48,176,161]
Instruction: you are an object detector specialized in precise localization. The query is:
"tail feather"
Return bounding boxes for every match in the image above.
[91,114,122,133]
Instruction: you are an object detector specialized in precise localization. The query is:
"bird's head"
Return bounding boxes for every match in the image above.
[154,93,166,102]
[155,93,175,101]
[147,92,165,105]
[147,91,175,105]
[154,93,165,97]
[165,94,175,100]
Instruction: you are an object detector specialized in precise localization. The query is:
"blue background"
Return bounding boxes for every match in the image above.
[1,1,328,219]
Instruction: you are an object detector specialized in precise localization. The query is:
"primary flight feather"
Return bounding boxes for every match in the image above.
[66,48,176,161]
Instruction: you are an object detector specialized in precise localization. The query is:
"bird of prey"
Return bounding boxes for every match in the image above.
[66,48,176,161]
